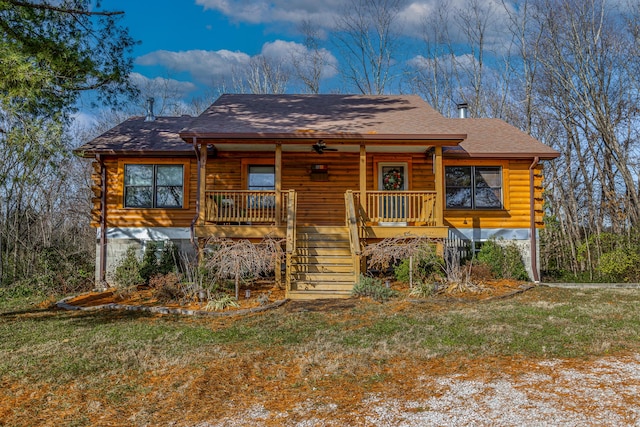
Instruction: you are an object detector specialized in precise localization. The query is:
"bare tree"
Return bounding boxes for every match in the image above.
[333,0,405,94]
[245,56,290,94]
[292,20,331,94]
[406,1,457,114]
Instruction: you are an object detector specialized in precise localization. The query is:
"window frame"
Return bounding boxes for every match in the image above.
[247,164,276,191]
[119,159,190,210]
[444,162,506,211]
[241,159,277,210]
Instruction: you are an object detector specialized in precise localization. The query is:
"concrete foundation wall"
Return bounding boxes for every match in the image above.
[95,227,196,286]
[448,228,539,281]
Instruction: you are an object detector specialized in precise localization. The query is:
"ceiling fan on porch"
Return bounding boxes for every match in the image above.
[311,140,338,154]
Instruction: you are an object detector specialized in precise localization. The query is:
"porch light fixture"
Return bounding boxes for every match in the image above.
[310,163,329,181]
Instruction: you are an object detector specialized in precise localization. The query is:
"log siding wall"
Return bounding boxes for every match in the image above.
[90,153,546,230]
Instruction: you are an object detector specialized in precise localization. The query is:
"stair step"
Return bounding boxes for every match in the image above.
[291,264,355,273]
[292,282,355,291]
[295,247,352,256]
[293,254,353,263]
[292,272,357,281]
[287,290,353,300]
[296,226,349,234]
[296,233,351,241]
[289,226,357,299]
[296,240,350,249]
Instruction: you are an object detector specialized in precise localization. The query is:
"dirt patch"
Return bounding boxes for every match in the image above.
[64,280,286,312]
[62,279,531,315]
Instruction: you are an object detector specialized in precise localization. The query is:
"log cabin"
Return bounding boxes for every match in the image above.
[75,94,559,299]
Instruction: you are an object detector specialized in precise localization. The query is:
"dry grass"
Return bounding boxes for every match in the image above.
[2,286,640,425]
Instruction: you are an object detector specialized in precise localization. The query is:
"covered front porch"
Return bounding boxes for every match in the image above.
[192,142,450,239]
[191,142,451,299]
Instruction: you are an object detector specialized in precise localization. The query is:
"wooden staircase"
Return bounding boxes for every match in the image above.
[288,226,358,299]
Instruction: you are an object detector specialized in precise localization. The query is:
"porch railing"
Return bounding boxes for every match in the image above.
[285,189,297,292]
[205,190,290,224]
[344,190,361,279]
[353,191,438,225]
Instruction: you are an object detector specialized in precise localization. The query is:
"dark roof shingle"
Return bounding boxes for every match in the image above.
[74,116,194,157]
[75,95,559,160]
[180,94,465,140]
[447,119,559,159]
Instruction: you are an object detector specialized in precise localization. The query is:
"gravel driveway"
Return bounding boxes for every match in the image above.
[203,354,640,426]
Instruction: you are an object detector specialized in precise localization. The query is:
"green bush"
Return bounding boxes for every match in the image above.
[503,242,529,280]
[408,282,437,298]
[476,239,504,278]
[352,275,398,302]
[158,242,179,276]
[204,293,240,311]
[139,241,159,284]
[597,248,640,282]
[113,247,144,288]
[476,239,529,281]
[393,250,443,284]
[138,241,180,285]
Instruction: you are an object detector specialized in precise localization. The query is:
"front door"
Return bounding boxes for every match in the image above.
[378,162,408,225]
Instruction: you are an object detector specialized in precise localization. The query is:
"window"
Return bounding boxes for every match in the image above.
[124,164,184,208]
[247,165,275,208]
[445,166,502,209]
[247,165,275,190]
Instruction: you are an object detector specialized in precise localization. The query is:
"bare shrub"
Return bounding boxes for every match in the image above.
[443,245,482,294]
[363,236,441,272]
[149,272,182,303]
[468,263,494,283]
[204,236,283,299]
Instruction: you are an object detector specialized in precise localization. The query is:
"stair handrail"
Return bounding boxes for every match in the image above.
[285,189,297,292]
[344,190,361,279]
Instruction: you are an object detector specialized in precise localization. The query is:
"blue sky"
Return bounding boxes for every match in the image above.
[75,0,520,123]
[108,0,511,92]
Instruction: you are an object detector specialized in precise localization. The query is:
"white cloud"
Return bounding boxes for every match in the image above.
[128,73,197,97]
[260,40,338,79]
[195,0,344,26]
[136,41,339,88]
[195,0,514,49]
[136,49,251,84]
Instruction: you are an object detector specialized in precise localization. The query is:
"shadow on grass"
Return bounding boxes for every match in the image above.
[0,305,165,325]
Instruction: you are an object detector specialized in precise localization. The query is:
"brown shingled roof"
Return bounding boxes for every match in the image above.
[74,95,559,160]
[74,116,195,158]
[446,118,560,159]
[179,94,466,141]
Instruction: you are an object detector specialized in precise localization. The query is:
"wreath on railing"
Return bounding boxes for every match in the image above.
[383,169,403,190]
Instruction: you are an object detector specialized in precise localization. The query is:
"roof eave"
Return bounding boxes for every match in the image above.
[179,132,467,144]
[72,149,196,158]
[446,151,560,160]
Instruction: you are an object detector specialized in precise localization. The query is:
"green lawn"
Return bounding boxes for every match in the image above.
[1,286,639,425]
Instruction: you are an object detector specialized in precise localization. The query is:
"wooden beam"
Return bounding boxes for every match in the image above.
[194,225,287,239]
[362,226,449,239]
[275,143,282,226]
[434,146,444,227]
[359,144,367,201]
[198,143,208,225]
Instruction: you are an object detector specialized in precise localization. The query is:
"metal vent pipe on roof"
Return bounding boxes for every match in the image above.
[145,97,156,122]
[457,102,468,119]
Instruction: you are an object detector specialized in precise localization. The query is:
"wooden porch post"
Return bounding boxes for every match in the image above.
[198,142,208,225]
[359,144,367,202]
[274,143,283,287]
[275,143,282,226]
[434,146,444,226]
